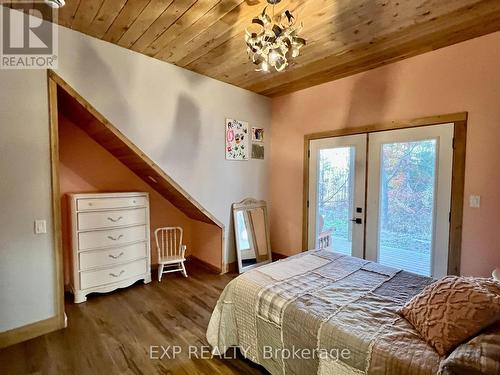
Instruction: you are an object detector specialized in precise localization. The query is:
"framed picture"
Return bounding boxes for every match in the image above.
[226,118,249,160]
[252,127,264,142]
[252,143,265,160]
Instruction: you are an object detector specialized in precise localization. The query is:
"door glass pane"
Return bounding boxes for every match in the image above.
[317,147,355,255]
[377,140,437,276]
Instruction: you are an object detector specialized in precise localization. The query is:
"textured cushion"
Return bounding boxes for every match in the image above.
[400,276,500,356]
[438,322,500,375]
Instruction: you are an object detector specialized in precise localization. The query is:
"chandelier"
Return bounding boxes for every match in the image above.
[245,0,306,72]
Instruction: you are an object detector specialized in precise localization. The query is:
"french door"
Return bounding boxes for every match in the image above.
[308,134,367,259]
[308,124,454,278]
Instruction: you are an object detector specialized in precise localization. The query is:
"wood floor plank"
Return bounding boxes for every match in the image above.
[0,263,264,375]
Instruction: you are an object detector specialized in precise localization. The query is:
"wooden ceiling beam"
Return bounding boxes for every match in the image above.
[133,0,222,56]
[57,0,81,28]
[71,0,104,33]
[120,0,195,51]
[85,0,128,39]
[202,0,496,91]
[247,0,500,96]
[151,0,246,61]
[102,0,151,44]
[174,0,299,67]
[184,0,339,80]
[8,0,500,95]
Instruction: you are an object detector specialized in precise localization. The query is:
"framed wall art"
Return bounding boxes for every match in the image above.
[252,127,264,142]
[225,118,249,160]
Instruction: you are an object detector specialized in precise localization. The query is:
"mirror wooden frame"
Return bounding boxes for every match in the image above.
[232,198,272,273]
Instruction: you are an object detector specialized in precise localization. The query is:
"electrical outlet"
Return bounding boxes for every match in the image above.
[469,195,481,208]
[35,219,47,234]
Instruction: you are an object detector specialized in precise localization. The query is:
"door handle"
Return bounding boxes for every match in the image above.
[351,218,363,224]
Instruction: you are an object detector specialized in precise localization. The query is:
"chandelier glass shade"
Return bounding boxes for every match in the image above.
[245,0,306,72]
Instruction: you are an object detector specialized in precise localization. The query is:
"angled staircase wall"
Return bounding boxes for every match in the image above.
[53,72,224,272]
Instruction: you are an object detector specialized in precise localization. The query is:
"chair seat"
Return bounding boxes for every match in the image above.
[159,256,186,264]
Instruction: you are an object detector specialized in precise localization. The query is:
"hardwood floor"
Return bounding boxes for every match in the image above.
[0,263,266,375]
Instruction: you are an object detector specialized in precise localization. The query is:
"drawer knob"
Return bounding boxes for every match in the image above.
[107,216,123,223]
[109,270,125,278]
[108,252,124,259]
[107,234,124,241]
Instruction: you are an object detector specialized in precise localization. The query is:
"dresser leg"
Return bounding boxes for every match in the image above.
[143,274,152,284]
[74,292,87,304]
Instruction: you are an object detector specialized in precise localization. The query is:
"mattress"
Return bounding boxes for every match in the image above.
[207,250,445,375]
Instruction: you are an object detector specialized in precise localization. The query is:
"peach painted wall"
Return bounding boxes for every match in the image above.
[191,221,223,270]
[59,116,221,284]
[270,31,500,277]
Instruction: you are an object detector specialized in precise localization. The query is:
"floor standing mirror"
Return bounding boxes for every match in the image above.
[232,198,272,273]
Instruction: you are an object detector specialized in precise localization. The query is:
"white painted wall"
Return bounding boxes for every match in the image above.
[0,70,56,332]
[0,18,270,333]
[55,26,272,265]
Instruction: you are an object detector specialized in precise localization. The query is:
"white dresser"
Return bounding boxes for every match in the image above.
[68,192,152,303]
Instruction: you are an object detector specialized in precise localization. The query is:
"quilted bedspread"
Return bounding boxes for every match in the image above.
[207,250,444,375]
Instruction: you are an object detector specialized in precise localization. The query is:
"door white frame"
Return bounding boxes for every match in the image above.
[365,124,454,278]
[308,134,367,259]
[302,112,467,276]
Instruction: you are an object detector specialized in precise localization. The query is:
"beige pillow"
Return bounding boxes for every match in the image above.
[400,276,500,356]
[438,322,500,375]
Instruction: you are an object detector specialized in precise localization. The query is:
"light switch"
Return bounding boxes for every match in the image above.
[35,219,47,234]
[469,195,481,208]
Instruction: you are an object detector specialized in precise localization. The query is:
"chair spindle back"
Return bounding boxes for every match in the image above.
[155,227,183,260]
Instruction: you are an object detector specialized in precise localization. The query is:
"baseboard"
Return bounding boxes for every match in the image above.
[187,255,222,274]
[226,261,238,273]
[0,315,64,349]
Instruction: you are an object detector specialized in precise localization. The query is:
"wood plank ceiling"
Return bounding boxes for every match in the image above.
[8,0,500,96]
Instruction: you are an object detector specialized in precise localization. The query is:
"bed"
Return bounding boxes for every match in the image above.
[207,250,498,375]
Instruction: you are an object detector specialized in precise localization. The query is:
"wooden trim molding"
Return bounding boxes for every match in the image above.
[0,316,62,349]
[304,112,468,142]
[302,112,467,276]
[448,120,467,276]
[48,75,66,328]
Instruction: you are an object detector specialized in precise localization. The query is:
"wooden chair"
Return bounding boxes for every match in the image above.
[155,227,187,282]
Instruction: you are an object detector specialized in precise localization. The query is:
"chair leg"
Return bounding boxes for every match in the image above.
[158,264,164,282]
[181,261,188,277]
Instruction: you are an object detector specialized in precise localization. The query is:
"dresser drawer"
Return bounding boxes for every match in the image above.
[79,242,148,270]
[78,225,147,251]
[80,259,147,290]
[77,196,147,211]
[78,208,147,231]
